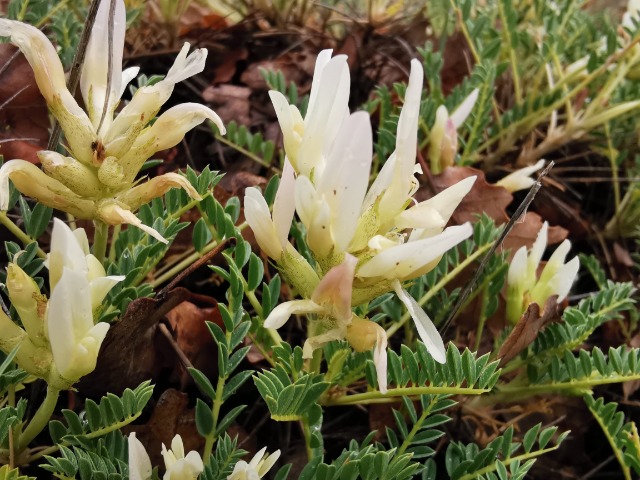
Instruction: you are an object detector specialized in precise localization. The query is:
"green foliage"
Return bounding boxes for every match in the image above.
[0,465,35,480]
[260,68,309,116]
[41,441,129,480]
[214,121,277,166]
[0,241,45,289]
[6,0,83,67]
[445,424,570,480]
[385,395,451,461]
[200,434,247,480]
[525,346,640,390]
[254,343,329,421]
[48,381,153,448]
[0,399,26,448]
[101,167,222,321]
[297,437,419,480]
[384,344,500,392]
[0,346,28,399]
[584,394,640,478]
[516,282,636,365]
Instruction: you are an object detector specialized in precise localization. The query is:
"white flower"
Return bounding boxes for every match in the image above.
[507,222,580,323]
[293,111,373,257]
[264,254,389,392]
[0,0,224,241]
[496,159,546,192]
[228,447,281,480]
[428,89,479,173]
[128,433,153,480]
[269,49,350,176]
[161,435,205,480]
[45,218,124,381]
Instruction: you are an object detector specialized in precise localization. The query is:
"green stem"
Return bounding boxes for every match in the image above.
[92,220,109,264]
[458,445,560,480]
[0,212,46,259]
[386,242,491,339]
[323,385,489,406]
[18,386,60,451]
[586,397,631,480]
[493,373,640,402]
[107,224,121,263]
[397,397,438,456]
[215,135,279,172]
[498,0,521,103]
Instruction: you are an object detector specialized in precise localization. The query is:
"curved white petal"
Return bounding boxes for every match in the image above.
[272,160,296,251]
[47,218,89,291]
[373,324,388,394]
[90,275,125,310]
[244,187,282,260]
[259,449,281,477]
[80,0,127,129]
[305,49,334,120]
[98,204,168,244]
[527,221,548,278]
[117,172,202,211]
[357,223,473,280]
[396,176,476,234]
[263,299,324,329]
[128,433,152,480]
[507,246,528,288]
[496,159,545,193]
[450,88,479,128]
[298,55,350,176]
[119,66,141,98]
[395,59,423,179]
[318,111,373,252]
[394,282,446,363]
[548,256,580,303]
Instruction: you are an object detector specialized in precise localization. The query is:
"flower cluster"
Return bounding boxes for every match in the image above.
[506,222,580,323]
[245,50,477,392]
[0,219,123,388]
[0,0,224,242]
[227,446,281,480]
[128,433,204,480]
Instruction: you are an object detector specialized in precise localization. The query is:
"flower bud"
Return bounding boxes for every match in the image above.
[6,263,47,346]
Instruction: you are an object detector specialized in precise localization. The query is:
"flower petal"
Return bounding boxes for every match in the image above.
[263,299,324,330]
[128,433,152,480]
[357,223,473,281]
[311,253,357,321]
[117,103,225,183]
[397,176,476,235]
[80,0,127,129]
[318,111,373,252]
[0,160,97,218]
[244,187,282,260]
[98,204,168,244]
[450,88,479,128]
[393,282,446,363]
[373,324,388,394]
[496,159,545,193]
[298,55,350,176]
[272,159,296,251]
[117,172,201,211]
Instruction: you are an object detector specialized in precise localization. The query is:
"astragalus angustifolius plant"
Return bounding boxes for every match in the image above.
[0,0,639,479]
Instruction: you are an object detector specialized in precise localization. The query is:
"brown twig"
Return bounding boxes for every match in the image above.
[47,0,102,151]
[442,161,555,335]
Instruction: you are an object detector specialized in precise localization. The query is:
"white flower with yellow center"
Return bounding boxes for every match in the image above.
[0,0,225,242]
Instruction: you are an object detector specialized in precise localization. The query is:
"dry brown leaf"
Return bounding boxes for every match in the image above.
[0,45,49,164]
[498,296,561,367]
[202,84,251,125]
[422,166,513,224]
[502,211,568,257]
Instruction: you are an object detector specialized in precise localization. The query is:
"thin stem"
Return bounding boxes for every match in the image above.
[386,242,491,339]
[92,220,109,264]
[323,385,489,406]
[149,241,219,288]
[498,0,521,103]
[0,212,46,259]
[215,135,279,173]
[18,386,60,451]
[458,445,560,480]
[108,224,121,263]
[587,398,631,480]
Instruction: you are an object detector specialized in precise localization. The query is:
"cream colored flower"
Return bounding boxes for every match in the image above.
[128,433,153,480]
[506,222,580,323]
[161,435,204,480]
[0,0,224,242]
[496,160,545,192]
[228,447,281,480]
